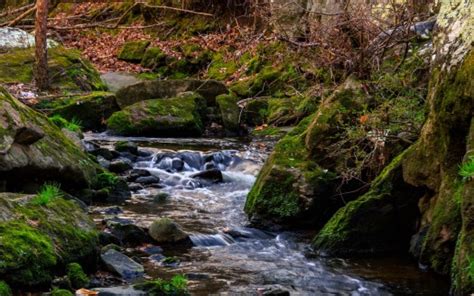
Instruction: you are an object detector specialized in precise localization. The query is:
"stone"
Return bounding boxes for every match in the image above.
[148,218,189,243]
[135,176,160,185]
[93,286,146,296]
[114,141,138,155]
[117,41,150,63]
[0,193,98,286]
[107,92,206,137]
[0,87,99,192]
[115,79,228,108]
[100,249,144,280]
[216,94,241,134]
[109,159,133,174]
[101,72,142,93]
[191,169,223,183]
[0,27,58,49]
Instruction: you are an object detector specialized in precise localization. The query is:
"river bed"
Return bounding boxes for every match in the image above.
[86,133,449,295]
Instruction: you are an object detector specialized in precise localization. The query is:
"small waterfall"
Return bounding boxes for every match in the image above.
[190,233,236,247]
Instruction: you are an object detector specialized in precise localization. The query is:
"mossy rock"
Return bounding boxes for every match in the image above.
[0,87,99,193]
[208,52,239,81]
[245,115,337,227]
[0,46,106,92]
[46,92,120,131]
[241,99,269,126]
[67,262,89,289]
[118,41,150,63]
[115,79,227,108]
[312,149,423,255]
[0,281,11,296]
[216,94,241,134]
[141,47,167,69]
[107,92,206,137]
[0,193,98,287]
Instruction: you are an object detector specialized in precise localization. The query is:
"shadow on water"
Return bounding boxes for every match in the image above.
[87,133,450,295]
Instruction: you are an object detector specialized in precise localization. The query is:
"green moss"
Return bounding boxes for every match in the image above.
[459,156,474,180]
[216,94,240,133]
[0,221,56,285]
[93,172,119,189]
[67,262,89,289]
[135,274,189,296]
[242,99,269,126]
[49,115,82,133]
[0,47,106,91]
[141,47,167,69]
[0,281,12,296]
[107,92,205,136]
[208,53,238,81]
[51,288,74,296]
[118,41,151,62]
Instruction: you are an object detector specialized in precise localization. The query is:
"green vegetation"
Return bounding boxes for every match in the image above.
[136,275,189,296]
[51,288,74,296]
[49,115,82,133]
[67,262,89,289]
[459,157,474,180]
[30,183,63,206]
[94,172,119,189]
[118,41,151,62]
[0,281,12,296]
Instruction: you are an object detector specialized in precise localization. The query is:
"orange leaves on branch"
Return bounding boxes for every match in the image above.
[359,114,369,124]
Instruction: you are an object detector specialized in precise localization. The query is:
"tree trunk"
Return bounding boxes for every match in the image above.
[34,0,49,90]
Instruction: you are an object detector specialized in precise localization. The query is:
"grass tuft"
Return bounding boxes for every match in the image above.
[31,183,63,206]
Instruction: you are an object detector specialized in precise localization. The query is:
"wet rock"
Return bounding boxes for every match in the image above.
[160,256,180,267]
[128,183,144,192]
[127,169,151,182]
[97,156,110,169]
[109,158,133,173]
[93,206,123,215]
[90,148,117,160]
[109,223,151,246]
[137,149,153,157]
[148,218,189,244]
[171,158,184,171]
[135,176,160,185]
[191,169,223,183]
[114,141,138,155]
[203,162,215,170]
[257,285,291,296]
[99,232,122,247]
[14,126,44,145]
[93,286,147,296]
[177,151,203,170]
[139,245,163,255]
[100,249,144,280]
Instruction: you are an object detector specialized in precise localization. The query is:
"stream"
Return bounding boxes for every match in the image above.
[86,133,449,295]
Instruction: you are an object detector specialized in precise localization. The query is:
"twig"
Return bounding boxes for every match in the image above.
[5,5,36,27]
[141,4,214,17]
[0,3,34,18]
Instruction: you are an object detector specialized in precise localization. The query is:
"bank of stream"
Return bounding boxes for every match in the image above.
[86,133,449,295]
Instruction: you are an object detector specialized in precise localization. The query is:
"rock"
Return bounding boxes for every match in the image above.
[114,141,138,155]
[153,193,169,203]
[90,148,117,160]
[177,151,203,170]
[0,88,99,192]
[0,46,105,92]
[108,223,151,246]
[97,156,110,169]
[171,158,184,171]
[191,169,223,183]
[135,176,160,185]
[0,193,98,286]
[127,169,151,182]
[49,92,120,131]
[216,94,241,135]
[93,286,146,296]
[107,92,206,137]
[128,183,144,192]
[118,41,150,63]
[100,249,144,280]
[115,79,228,108]
[0,27,58,49]
[257,285,291,296]
[148,218,189,243]
[99,232,122,247]
[109,159,133,174]
[61,129,84,151]
[101,72,142,93]
[13,126,44,145]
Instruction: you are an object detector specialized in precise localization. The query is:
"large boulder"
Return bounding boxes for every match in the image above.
[107,92,206,137]
[100,72,142,93]
[0,193,98,287]
[46,92,120,131]
[0,46,106,92]
[0,87,99,192]
[216,94,241,134]
[115,79,228,108]
[0,27,58,50]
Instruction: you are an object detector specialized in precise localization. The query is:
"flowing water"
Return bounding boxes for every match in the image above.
[87,133,449,295]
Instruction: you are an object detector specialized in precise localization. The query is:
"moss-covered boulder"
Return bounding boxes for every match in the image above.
[245,115,337,227]
[0,193,98,287]
[0,87,98,192]
[216,94,241,134]
[312,149,423,255]
[46,92,120,131]
[241,99,269,126]
[0,46,106,91]
[107,92,206,137]
[115,79,227,108]
[141,46,167,69]
[118,41,150,63]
